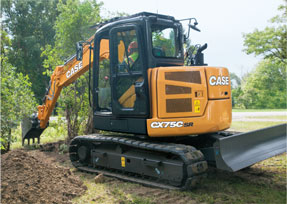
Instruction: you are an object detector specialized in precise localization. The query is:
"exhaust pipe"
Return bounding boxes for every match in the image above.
[21,114,45,145]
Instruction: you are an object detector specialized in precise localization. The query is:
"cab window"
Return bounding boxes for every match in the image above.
[151,25,179,58]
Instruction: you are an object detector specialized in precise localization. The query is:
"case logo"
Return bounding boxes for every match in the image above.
[66,61,83,79]
[209,75,229,86]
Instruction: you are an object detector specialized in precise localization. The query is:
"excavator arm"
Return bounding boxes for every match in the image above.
[22,37,110,145]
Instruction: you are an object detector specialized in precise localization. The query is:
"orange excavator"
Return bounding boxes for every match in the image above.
[22,12,286,189]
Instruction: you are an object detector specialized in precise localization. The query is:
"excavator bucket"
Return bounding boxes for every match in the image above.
[21,115,45,146]
[208,124,287,172]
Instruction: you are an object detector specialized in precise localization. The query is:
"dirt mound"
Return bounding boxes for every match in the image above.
[1,150,86,204]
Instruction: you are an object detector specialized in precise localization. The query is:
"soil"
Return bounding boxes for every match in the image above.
[1,148,86,204]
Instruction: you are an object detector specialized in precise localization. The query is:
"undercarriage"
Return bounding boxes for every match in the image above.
[69,135,208,190]
[69,124,286,189]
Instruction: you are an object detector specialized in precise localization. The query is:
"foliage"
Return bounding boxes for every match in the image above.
[233,2,287,109]
[41,0,102,140]
[1,0,61,102]
[58,74,93,139]
[1,30,11,58]
[237,59,286,109]
[54,0,102,56]
[1,57,37,151]
[152,28,176,57]
[243,2,287,64]
[11,119,67,150]
[231,87,244,108]
[229,72,241,88]
[229,72,243,108]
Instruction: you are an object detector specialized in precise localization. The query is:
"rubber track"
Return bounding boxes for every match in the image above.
[69,134,208,190]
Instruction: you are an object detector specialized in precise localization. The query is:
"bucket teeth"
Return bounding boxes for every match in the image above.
[22,137,41,146]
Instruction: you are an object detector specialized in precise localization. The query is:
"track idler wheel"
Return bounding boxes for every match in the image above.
[77,145,90,162]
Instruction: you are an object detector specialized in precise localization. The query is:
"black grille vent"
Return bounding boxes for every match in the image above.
[166,98,192,113]
[165,85,191,95]
[165,71,201,84]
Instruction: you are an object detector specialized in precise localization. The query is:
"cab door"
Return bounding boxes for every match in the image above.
[110,25,149,117]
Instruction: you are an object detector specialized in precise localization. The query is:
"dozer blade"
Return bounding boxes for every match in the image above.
[21,115,45,146]
[211,124,286,172]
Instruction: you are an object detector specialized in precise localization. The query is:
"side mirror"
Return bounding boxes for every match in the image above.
[76,42,83,61]
[189,24,201,32]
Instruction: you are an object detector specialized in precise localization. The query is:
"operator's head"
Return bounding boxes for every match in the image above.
[128,41,138,54]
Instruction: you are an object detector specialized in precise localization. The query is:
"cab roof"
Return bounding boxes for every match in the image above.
[90,12,177,30]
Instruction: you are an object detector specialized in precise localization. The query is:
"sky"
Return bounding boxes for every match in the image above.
[100,0,283,77]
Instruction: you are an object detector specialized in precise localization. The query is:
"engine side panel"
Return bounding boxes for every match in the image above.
[156,67,208,119]
[147,66,232,137]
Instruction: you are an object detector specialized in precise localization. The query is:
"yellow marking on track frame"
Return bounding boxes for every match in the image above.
[121,156,126,167]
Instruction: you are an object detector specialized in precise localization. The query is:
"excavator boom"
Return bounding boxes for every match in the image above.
[22,37,110,145]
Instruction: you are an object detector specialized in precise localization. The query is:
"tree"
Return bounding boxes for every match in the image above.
[1,30,11,59]
[243,2,287,64]
[230,72,241,89]
[1,0,61,102]
[229,72,242,107]
[238,2,287,109]
[1,56,37,152]
[41,0,102,140]
[238,59,286,109]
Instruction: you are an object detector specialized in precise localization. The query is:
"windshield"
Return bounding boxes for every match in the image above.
[151,24,180,58]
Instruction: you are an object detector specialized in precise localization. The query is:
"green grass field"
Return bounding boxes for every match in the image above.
[230,121,285,132]
[232,109,286,112]
[246,115,286,120]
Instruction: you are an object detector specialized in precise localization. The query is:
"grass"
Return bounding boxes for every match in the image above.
[72,174,155,204]
[230,121,285,132]
[246,115,287,120]
[177,173,285,204]
[232,109,286,112]
[11,119,67,150]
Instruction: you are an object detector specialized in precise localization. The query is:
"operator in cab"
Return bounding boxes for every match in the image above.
[120,41,139,72]
[118,40,142,108]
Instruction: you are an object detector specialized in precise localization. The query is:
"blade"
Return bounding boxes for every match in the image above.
[213,124,286,172]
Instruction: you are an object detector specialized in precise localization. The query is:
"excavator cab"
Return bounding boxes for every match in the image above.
[91,13,185,135]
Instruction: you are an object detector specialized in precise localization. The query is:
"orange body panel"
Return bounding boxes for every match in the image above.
[147,66,232,137]
[205,67,231,99]
[156,67,208,118]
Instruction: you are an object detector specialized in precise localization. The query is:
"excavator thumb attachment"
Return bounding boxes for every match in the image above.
[201,124,286,172]
[21,114,45,146]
